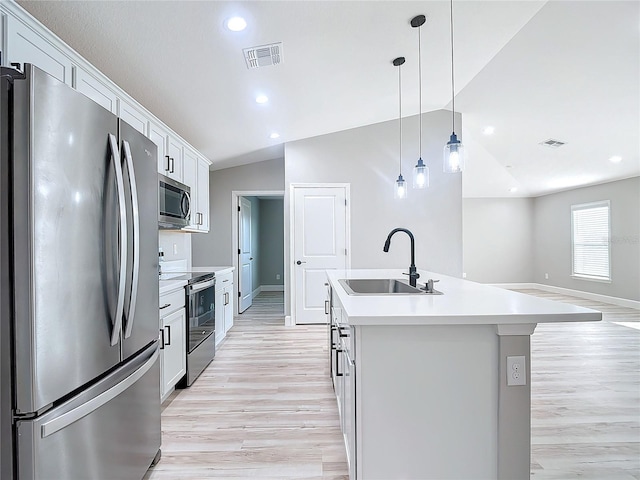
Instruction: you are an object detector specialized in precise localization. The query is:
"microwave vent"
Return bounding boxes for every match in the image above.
[243,42,283,69]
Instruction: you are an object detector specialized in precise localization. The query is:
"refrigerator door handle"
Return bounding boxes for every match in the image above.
[122,140,140,339]
[40,348,159,438]
[108,133,127,346]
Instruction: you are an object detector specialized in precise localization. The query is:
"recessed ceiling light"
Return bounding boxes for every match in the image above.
[609,155,622,163]
[509,187,518,193]
[269,132,280,139]
[255,94,269,104]
[226,16,247,32]
[482,126,495,135]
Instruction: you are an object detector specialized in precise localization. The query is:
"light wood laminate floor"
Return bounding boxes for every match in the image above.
[520,290,640,480]
[145,292,348,479]
[146,290,639,479]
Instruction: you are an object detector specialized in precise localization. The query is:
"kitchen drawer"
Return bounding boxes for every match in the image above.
[216,272,233,290]
[159,288,185,318]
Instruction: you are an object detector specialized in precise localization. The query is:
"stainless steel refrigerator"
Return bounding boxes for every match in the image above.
[1,64,161,479]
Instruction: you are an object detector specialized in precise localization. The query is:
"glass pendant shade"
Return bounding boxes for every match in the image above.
[443,132,465,173]
[394,174,408,199]
[412,158,429,188]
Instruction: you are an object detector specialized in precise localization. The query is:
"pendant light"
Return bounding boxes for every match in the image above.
[443,0,465,173]
[393,56,407,199]
[411,14,429,189]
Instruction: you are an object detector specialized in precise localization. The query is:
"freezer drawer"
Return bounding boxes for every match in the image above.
[16,345,160,480]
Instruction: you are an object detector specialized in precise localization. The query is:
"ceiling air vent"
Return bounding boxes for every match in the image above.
[243,42,283,69]
[539,138,566,148]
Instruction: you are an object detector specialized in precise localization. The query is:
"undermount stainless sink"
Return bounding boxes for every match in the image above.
[338,278,443,296]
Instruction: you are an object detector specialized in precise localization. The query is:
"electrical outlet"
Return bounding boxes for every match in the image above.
[544,273,549,279]
[462,272,467,279]
[276,274,281,280]
[506,356,526,386]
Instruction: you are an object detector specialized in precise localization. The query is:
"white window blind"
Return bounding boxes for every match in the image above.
[571,201,611,280]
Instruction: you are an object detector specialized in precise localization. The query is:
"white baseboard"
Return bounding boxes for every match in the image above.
[492,282,640,310]
[491,283,538,290]
[261,284,284,292]
[252,285,284,298]
[285,315,293,327]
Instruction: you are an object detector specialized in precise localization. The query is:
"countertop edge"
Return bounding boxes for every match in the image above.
[327,269,603,326]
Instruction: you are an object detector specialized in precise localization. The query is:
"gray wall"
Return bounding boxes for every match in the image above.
[247,197,261,292]
[463,198,534,284]
[192,158,284,266]
[259,199,284,286]
[533,176,640,301]
[285,109,463,277]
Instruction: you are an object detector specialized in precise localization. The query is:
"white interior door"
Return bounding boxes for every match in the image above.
[238,197,253,313]
[293,186,348,324]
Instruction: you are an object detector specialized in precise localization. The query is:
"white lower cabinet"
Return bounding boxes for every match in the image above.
[159,288,186,402]
[214,271,234,345]
[330,296,356,480]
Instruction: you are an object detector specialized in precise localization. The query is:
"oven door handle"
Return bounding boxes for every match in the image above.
[188,279,215,293]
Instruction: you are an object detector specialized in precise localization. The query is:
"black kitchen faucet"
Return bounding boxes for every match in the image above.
[383,228,420,287]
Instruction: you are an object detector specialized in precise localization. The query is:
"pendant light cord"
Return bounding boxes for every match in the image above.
[399,62,402,175]
[418,24,422,159]
[450,0,456,134]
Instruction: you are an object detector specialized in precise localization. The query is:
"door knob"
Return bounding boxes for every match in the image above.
[296,260,306,265]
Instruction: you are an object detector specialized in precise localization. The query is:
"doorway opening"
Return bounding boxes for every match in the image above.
[233,191,285,318]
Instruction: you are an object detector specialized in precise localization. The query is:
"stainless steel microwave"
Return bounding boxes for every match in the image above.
[158,174,191,229]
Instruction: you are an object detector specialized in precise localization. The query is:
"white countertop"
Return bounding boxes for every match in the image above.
[159,278,187,296]
[158,266,233,296]
[327,269,602,327]
[190,266,234,275]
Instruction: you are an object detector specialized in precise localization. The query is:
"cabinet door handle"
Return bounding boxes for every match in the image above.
[160,329,165,350]
[159,303,171,310]
[325,300,330,315]
[170,157,175,173]
[165,325,171,346]
[164,155,170,172]
[335,348,343,377]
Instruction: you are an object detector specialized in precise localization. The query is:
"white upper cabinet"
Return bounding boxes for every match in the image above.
[75,68,118,114]
[5,16,73,85]
[181,150,210,233]
[149,122,188,184]
[1,13,6,63]
[166,136,184,182]
[182,148,199,230]
[196,157,210,232]
[149,120,170,176]
[118,99,148,136]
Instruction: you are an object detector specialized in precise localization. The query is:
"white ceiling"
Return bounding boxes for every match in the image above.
[16,0,640,198]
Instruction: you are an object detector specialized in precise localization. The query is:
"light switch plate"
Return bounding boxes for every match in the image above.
[506,355,526,386]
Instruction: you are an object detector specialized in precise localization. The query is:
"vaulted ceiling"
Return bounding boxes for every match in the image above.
[17,0,640,197]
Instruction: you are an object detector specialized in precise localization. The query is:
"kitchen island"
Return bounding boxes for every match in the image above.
[326,269,601,480]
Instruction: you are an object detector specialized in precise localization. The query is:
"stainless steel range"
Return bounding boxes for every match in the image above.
[160,271,217,386]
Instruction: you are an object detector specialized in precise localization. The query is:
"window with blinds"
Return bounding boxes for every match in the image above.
[571,201,611,281]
